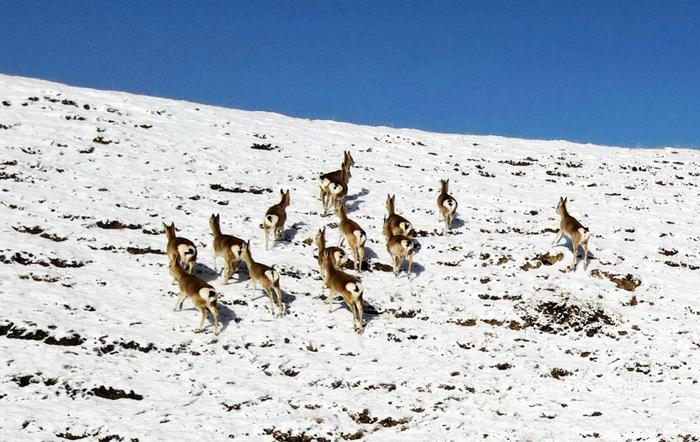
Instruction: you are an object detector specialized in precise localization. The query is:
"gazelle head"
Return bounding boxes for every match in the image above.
[241,240,252,262]
[168,254,186,280]
[440,179,449,194]
[209,213,221,235]
[385,194,395,215]
[278,189,291,208]
[344,151,355,168]
[556,196,568,216]
[342,151,355,179]
[316,227,327,251]
[163,222,176,240]
[334,200,348,219]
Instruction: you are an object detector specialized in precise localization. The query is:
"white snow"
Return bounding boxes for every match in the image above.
[0,74,698,441]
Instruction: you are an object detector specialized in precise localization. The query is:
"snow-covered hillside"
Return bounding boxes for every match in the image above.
[1,74,698,441]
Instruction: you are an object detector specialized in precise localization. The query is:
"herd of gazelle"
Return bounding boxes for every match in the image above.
[164,151,591,335]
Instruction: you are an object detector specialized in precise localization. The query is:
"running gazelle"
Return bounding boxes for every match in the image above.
[437,179,458,233]
[209,214,246,283]
[335,202,367,272]
[264,189,290,250]
[553,196,592,270]
[163,222,197,278]
[240,241,285,317]
[320,248,365,333]
[170,257,220,335]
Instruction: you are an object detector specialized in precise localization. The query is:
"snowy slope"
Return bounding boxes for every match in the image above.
[0,74,698,441]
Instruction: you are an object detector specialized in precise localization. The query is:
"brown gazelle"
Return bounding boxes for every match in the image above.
[335,202,367,272]
[321,251,365,333]
[170,258,220,335]
[321,167,350,216]
[320,151,354,212]
[384,218,415,278]
[553,196,592,270]
[240,241,285,316]
[315,227,348,276]
[264,189,290,250]
[437,179,458,233]
[163,222,197,276]
[209,214,246,284]
[384,194,415,238]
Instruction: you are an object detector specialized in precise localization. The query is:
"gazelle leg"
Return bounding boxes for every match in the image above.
[265,228,270,250]
[358,247,365,273]
[197,306,206,330]
[275,286,285,315]
[583,241,589,269]
[208,305,220,335]
[265,287,276,316]
[407,254,414,277]
[347,301,357,329]
[552,230,563,245]
[173,292,187,311]
[326,290,335,311]
[571,241,579,270]
[355,298,364,332]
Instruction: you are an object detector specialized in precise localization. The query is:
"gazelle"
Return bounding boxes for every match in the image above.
[209,214,246,283]
[163,222,197,276]
[321,251,365,333]
[335,202,367,272]
[264,189,290,250]
[553,196,592,270]
[384,194,415,238]
[315,227,348,276]
[170,257,220,335]
[320,151,354,210]
[437,179,458,233]
[321,167,350,216]
[384,218,415,278]
[240,241,285,317]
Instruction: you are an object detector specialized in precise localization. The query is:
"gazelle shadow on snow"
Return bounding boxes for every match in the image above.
[363,245,380,261]
[283,221,306,242]
[344,188,369,213]
[193,263,220,283]
[552,237,597,270]
[324,294,382,329]
[451,216,466,230]
[409,262,426,278]
[217,304,237,333]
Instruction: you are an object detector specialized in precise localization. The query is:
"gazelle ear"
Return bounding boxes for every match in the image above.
[563,197,568,203]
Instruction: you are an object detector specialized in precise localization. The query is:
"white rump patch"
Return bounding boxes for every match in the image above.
[334,250,347,266]
[230,244,241,258]
[443,198,457,212]
[177,244,195,259]
[402,239,414,251]
[400,222,413,235]
[329,182,343,195]
[345,282,363,294]
[354,230,366,245]
[198,287,216,302]
[579,227,592,242]
[264,214,278,227]
[265,269,279,283]
[321,178,331,188]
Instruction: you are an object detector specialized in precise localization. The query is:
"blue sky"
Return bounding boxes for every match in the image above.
[1,1,699,148]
